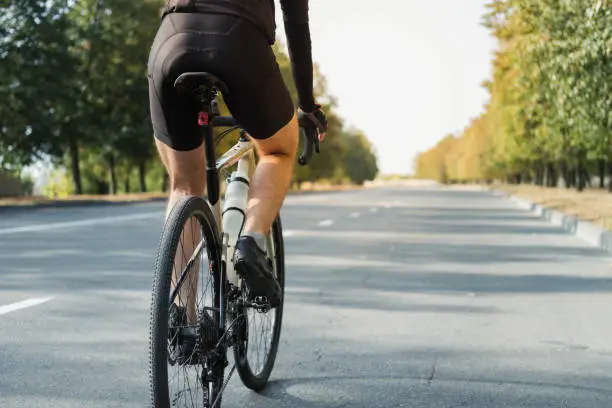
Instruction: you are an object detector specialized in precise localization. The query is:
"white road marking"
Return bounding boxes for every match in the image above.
[0,297,54,316]
[370,208,378,213]
[318,219,334,227]
[350,212,360,218]
[283,230,296,237]
[0,212,161,235]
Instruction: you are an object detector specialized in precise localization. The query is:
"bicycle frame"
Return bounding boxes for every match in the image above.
[167,123,253,309]
[171,115,254,404]
[197,110,256,345]
[210,135,256,234]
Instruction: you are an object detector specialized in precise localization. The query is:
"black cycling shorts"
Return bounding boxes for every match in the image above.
[147,13,295,151]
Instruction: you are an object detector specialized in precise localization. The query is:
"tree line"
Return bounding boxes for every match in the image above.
[415,0,612,191]
[0,0,378,197]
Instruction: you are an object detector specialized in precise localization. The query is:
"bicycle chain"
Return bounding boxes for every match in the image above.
[210,363,236,408]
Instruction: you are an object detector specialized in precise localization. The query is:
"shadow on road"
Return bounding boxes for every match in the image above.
[245,344,612,408]
[283,232,612,306]
[0,218,159,293]
[257,369,612,408]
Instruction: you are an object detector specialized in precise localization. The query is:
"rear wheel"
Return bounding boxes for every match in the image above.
[234,215,285,391]
[149,196,226,408]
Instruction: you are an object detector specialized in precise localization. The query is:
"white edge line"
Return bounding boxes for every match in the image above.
[0,212,161,235]
[0,297,54,316]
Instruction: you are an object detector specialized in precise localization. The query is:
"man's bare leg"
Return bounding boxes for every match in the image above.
[243,112,299,236]
[156,139,207,322]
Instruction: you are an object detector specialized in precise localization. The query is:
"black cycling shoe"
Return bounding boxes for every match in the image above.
[168,303,217,366]
[233,236,282,308]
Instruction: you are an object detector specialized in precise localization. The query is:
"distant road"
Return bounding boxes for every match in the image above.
[1,185,611,407]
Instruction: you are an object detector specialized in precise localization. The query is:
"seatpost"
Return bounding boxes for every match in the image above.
[202,89,221,206]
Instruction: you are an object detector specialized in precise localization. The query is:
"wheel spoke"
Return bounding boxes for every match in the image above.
[170,238,206,305]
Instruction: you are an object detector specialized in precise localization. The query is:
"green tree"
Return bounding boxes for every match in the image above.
[0,0,77,171]
[417,0,612,190]
[65,0,163,194]
[341,129,378,185]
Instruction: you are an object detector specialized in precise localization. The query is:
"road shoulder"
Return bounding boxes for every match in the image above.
[490,187,612,255]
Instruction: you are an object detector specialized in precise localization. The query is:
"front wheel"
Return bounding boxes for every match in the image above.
[234,215,285,391]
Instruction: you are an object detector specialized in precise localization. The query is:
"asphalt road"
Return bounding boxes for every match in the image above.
[1,185,611,408]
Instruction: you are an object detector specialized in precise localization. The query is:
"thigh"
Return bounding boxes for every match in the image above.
[251,112,299,158]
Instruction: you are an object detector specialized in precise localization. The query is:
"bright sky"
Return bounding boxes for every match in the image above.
[276,0,497,175]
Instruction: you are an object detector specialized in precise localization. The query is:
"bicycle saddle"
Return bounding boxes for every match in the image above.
[174,72,229,95]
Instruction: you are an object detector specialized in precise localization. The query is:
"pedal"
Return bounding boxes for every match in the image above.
[252,296,271,313]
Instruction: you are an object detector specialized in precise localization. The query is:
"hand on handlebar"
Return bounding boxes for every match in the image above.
[297,103,328,166]
[299,104,328,142]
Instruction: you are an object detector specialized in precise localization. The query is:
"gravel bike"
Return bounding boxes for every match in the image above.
[148,72,319,408]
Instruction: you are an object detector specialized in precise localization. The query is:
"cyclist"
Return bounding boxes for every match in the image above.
[147,0,328,310]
